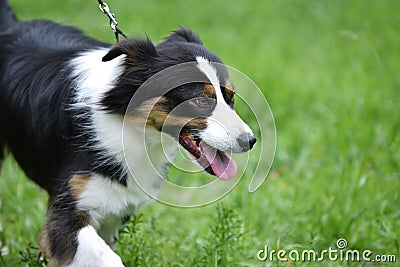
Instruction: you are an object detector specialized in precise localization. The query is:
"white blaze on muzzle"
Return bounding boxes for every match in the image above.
[196,56,254,153]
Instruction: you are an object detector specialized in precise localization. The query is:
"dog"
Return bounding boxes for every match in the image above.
[0,0,256,266]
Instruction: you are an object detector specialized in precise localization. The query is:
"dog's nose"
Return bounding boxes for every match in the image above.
[237,133,257,151]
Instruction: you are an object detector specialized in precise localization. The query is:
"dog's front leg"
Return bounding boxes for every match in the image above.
[39,197,124,267]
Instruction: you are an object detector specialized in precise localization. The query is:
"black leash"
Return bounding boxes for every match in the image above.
[97,0,126,42]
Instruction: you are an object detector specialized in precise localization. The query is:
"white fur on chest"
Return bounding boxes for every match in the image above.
[77,121,177,225]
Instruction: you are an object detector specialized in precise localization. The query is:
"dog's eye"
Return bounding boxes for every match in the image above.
[195,98,209,106]
[189,97,216,117]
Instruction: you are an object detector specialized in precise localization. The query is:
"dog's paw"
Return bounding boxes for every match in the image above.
[98,249,125,267]
[68,246,124,267]
[68,225,125,267]
[68,244,125,267]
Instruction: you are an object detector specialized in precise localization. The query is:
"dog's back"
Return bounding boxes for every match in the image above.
[0,0,15,29]
[0,1,108,190]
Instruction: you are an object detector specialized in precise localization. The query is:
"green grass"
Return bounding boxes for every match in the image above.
[1,0,400,266]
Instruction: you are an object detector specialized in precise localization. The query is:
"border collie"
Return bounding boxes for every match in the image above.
[0,0,256,266]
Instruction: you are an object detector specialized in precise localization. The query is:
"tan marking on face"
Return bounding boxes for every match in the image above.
[69,174,91,199]
[224,80,235,104]
[175,117,207,130]
[127,97,170,129]
[146,110,207,130]
[202,83,216,99]
[127,97,207,131]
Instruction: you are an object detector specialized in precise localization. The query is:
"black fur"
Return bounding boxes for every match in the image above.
[0,0,16,30]
[164,27,203,44]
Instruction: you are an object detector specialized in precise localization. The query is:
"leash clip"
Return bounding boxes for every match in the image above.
[97,0,126,42]
[99,2,117,26]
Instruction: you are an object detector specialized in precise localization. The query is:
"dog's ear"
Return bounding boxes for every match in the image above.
[102,38,158,62]
[102,46,124,62]
[164,27,203,45]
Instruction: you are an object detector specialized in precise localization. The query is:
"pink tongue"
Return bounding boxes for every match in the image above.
[200,142,237,180]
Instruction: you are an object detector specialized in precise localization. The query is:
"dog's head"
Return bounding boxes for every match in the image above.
[101,28,256,180]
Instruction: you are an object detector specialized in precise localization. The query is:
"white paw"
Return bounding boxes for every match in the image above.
[68,225,125,267]
[98,249,124,267]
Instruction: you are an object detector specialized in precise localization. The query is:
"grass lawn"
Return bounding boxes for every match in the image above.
[1,0,399,266]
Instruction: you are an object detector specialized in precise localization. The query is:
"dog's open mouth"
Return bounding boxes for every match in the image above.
[178,131,237,180]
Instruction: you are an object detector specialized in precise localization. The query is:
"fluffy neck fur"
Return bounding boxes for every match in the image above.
[70,49,178,201]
